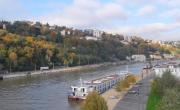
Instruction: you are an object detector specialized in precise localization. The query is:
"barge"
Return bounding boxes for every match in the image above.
[68,72,129,101]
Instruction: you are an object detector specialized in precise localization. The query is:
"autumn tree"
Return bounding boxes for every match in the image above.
[116,75,137,92]
[81,91,108,110]
[8,52,17,72]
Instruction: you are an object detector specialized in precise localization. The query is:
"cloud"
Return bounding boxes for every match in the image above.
[137,5,156,17]
[157,0,180,7]
[40,0,128,28]
[161,9,180,22]
[0,0,179,41]
[104,22,180,40]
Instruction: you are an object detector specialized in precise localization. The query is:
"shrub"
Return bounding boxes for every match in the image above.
[126,75,136,84]
[116,75,136,92]
[157,89,180,110]
[152,70,178,96]
[81,91,108,110]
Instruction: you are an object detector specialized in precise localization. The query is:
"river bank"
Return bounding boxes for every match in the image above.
[0,59,169,80]
[0,61,137,80]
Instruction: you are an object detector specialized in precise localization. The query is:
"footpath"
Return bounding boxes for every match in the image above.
[113,73,153,110]
[102,69,154,110]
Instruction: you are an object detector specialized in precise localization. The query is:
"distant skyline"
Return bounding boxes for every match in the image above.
[0,0,180,41]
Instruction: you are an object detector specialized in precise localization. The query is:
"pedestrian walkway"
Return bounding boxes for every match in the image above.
[113,75,153,110]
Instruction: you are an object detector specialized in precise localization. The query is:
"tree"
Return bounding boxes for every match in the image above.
[55,32,62,43]
[126,75,136,84]
[47,49,53,62]
[8,52,17,72]
[157,89,180,110]
[81,91,108,110]
[68,52,76,66]
[116,75,136,92]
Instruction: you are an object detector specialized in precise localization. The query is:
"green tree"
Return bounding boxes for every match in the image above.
[55,32,62,43]
[157,89,180,110]
[81,91,108,110]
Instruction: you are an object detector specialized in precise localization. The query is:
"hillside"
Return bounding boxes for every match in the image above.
[0,21,177,72]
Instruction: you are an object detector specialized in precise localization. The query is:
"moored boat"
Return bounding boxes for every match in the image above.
[68,72,129,101]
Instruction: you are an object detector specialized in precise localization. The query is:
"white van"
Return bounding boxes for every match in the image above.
[40,67,49,71]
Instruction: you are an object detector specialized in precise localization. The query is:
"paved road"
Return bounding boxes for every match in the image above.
[114,75,153,110]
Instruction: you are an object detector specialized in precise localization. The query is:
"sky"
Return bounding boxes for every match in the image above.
[0,0,180,41]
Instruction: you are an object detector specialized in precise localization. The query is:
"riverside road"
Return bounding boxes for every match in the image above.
[114,74,154,110]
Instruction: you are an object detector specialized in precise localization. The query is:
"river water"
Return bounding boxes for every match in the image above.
[0,62,147,110]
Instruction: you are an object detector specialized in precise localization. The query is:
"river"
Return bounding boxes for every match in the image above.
[0,62,148,110]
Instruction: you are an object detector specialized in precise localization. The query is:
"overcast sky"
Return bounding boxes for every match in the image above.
[0,0,180,41]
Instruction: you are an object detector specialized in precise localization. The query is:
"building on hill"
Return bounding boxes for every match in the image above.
[2,24,6,30]
[25,21,34,26]
[85,36,98,41]
[60,29,73,36]
[150,54,162,60]
[84,29,93,36]
[124,36,133,42]
[163,54,175,59]
[84,29,103,39]
[49,25,56,30]
[93,30,103,38]
[131,54,146,62]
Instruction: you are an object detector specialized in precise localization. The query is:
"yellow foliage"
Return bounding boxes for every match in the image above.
[81,91,108,110]
[1,35,13,43]
[35,40,54,49]
[47,50,53,57]
[24,46,34,58]
[126,75,136,84]
[9,52,17,61]
[26,36,34,44]
[116,74,137,92]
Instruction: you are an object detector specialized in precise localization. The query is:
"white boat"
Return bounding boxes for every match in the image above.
[68,72,129,101]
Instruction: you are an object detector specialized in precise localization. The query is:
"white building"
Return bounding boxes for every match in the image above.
[84,29,103,39]
[154,63,180,78]
[93,30,103,38]
[132,54,146,62]
[49,25,56,30]
[85,36,98,41]
[61,30,66,36]
[60,29,71,36]
[150,54,162,60]
[163,54,174,59]
[2,24,6,30]
[124,36,132,42]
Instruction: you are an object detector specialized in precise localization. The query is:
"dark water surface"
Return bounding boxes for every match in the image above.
[0,63,147,110]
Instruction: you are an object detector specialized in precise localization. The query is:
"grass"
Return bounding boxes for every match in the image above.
[146,91,162,110]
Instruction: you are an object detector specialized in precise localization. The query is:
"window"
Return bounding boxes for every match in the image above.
[81,88,85,92]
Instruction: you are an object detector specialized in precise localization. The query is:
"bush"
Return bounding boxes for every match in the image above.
[126,75,136,84]
[152,70,177,96]
[146,71,180,110]
[81,91,108,110]
[116,75,137,92]
[157,89,180,110]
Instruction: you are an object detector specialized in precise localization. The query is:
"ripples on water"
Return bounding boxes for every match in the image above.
[0,63,147,110]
